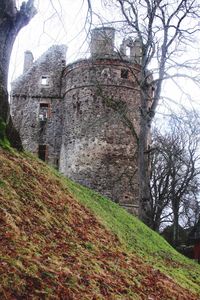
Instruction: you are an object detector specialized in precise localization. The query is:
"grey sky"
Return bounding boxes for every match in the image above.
[10,0,200,112]
[10,0,90,85]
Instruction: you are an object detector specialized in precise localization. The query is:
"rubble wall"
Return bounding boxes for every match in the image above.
[60,59,141,213]
[11,45,66,167]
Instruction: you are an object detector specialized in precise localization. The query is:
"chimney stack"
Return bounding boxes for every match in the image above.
[90,27,115,58]
[23,51,34,73]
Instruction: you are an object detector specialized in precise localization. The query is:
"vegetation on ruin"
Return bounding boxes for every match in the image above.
[0,147,200,299]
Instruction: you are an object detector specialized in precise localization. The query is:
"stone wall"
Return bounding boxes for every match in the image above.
[11,45,67,98]
[10,27,150,215]
[11,45,67,167]
[60,58,142,213]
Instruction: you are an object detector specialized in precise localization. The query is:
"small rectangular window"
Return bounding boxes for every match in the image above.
[41,76,49,86]
[38,144,47,161]
[39,102,50,121]
[40,103,49,108]
[62,60,66,67]
[121,69,129,79]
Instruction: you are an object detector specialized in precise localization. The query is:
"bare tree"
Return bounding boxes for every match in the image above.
[149,137,172,232]
[0,0,36,149]
[150,111,200,244]
[87,0,200,225]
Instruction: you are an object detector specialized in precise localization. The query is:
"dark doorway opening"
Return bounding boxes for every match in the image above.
[121,69,129,79]
[38,144,47,161]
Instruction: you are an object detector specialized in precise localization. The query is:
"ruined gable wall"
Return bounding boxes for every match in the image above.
[11,45,66,166]
[11,45,66,98]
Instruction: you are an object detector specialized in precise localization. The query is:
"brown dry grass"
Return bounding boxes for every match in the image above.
[0,148,199,299]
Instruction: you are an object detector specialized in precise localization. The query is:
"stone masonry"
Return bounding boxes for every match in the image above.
[11,27,147,214]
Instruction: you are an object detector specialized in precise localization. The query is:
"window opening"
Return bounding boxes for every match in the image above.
[39,102,49,122]
[121,69,129,79]
[126,46,131,58]
[61,60,66,67]
[41,76,49,86]
[55,158,59,169]
[40,103,49,108]
[38,145,47,161]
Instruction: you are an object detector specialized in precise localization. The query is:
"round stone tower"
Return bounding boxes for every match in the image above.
[60,27,143,214]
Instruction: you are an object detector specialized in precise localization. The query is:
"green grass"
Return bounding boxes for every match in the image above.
[0,179,5,187]
[55,174,200,295]
[1,149,200,298]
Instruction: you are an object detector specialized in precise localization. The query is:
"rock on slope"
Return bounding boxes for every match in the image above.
[0,148,200,299]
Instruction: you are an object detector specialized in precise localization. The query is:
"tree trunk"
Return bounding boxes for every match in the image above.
[138,114,152,225]
[0,16,21,148]
[137,69,152,225]
[0,0,36,149]
[152,211,162,232]
[0,84,9,122]
[173,209,179,246]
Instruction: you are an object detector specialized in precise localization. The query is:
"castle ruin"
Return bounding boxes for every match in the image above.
[11,27,148,214]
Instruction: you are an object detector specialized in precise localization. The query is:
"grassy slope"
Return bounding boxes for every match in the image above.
[0,148,200,299]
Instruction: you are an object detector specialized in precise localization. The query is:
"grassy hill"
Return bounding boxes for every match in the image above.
[0,147,200,299]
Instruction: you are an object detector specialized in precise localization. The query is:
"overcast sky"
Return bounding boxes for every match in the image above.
[10,0,131,81]
[10,0,92,84]
[10,0,200,113]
